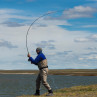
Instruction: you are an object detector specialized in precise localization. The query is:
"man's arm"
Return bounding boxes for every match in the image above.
[27,53,41,65]
[29,57,38,65]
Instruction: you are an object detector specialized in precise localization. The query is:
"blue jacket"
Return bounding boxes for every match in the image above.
[29,52,46,65]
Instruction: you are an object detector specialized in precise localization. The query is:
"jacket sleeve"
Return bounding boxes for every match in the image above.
[29,55,41,65]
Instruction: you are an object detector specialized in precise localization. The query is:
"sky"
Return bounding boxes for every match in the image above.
[0,0,97,70]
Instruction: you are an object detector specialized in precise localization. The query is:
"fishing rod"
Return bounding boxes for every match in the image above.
[26,10,64,54]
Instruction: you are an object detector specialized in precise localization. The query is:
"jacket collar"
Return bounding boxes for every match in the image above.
[38,51,42,55]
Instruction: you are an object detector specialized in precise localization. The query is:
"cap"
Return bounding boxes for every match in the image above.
[36,47,42,52]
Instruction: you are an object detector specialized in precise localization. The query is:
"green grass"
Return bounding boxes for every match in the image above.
[17,84,97,97]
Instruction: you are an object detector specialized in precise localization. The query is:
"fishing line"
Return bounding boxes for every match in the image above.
[26,10,64,90]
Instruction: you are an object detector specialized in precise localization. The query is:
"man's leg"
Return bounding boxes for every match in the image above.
[41,68,53,96]
[34,73,41,95]
[36,73,41,90]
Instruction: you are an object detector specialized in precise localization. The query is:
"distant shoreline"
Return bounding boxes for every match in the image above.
[0,69,97,76]
[0,73,35,74]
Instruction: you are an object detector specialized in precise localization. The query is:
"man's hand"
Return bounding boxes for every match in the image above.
[27,53,31,57]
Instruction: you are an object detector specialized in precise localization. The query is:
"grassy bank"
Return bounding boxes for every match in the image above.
[0,69,97,76]
[18,84,97,97]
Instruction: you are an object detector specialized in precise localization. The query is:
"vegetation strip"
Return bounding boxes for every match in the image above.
[0,69,97,76]
[18,84,97,97]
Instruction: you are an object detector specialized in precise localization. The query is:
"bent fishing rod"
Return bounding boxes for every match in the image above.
[26,10,64,54]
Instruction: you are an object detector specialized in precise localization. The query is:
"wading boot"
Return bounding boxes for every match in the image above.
[34,90,40,96]
[46,90,53,96]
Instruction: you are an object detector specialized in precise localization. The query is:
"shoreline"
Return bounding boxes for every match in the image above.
[0,69,97,76]
[0,73,35,74]
[18,84,97,97]
[0,73,97,76]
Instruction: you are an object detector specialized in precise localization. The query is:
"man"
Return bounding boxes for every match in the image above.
[27,47,53,96]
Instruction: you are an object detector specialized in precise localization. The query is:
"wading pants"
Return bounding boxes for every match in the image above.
[36,68,51,90]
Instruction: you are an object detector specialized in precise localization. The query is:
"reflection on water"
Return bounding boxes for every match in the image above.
[0,74,97,97]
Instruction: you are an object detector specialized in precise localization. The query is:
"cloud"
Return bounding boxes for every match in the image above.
[0,39,18,48]
[91,34,97,39]
[74,34,97,42]
[74,38,89,42]
[36,24,48,27]
[87,47,97,50]
[41,17,71,26]
[62,6,97,19]
[79,51,97,60]
[64,51,72,53]
[89,34,97,41]
[48,40,55,42]
[79,55,97,60]
[83,52,97,55]
[56,51,72,55]
[0,9,33,24]
[35,40,56,50]
[1,21,25,27]
[0,9,21,14]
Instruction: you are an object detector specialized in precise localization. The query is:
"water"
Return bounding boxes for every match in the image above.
[0,74,97,97]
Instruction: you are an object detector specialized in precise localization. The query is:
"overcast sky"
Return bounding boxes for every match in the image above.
[0,0,97,70]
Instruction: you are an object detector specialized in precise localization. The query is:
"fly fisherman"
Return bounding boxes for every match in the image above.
[27,47,53,96]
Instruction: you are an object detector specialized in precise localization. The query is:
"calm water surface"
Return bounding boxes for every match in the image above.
[0,74,97,97]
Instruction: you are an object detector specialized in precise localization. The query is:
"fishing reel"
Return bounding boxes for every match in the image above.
[28,59,33,64]
[28,59,31,61]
